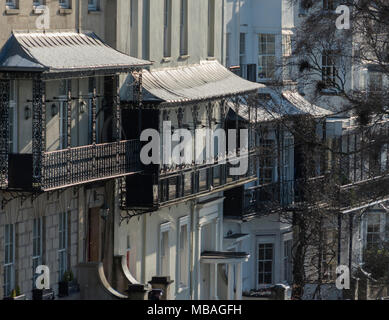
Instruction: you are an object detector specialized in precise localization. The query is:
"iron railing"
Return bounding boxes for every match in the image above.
[157,152,257,205]
[243,176,326,216]
[339,174,389,210]
[42,139,141,190]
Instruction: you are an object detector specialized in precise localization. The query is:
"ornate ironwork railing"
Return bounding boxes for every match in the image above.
[339,174,389,210]
[42,140,141,190]
[242,176,326,216]
[158,152,257,205]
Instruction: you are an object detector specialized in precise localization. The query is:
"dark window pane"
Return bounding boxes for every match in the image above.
[264,273,272,284]
[265,261,272,273]
[265,247,273,260]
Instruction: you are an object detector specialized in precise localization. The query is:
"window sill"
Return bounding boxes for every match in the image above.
[32,7,45,14]
[88,9,101,14]
[5,8,19,15]
[257,78,275,83]
[59,8,72,15]
[162,57,172,63]
[283,80,297,85]
[178,55,190,61]
[206,57,216,61]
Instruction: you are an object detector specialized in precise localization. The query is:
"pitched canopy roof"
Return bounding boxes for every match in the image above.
[0,30,151,73]
[141,60,264,104]
[229,88,332,123]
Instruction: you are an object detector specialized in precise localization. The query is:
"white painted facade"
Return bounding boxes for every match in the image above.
[114,0,249,300]
[222,0,296,293]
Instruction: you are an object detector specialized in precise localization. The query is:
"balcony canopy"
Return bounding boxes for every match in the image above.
[229,88,333,123]
[0,30,151,76]
[141,60,264,104]
[200,251,250,264]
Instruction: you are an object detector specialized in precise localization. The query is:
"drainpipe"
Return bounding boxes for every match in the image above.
[141,214,147,284]
[221,0,225,65]
[338,212,342,265]
[349,213,353,272]
[77,0,82,33]
[190,199,196,300]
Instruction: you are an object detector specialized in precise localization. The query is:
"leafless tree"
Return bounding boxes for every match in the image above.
[252,0,389,299]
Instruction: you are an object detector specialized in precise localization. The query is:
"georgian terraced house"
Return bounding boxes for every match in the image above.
[0,0,388,301]
[224,0,389,299]
[0,0,264,300]
[0,0,151,299]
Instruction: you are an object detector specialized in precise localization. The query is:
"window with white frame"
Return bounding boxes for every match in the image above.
[58,212,68,281]
[367,213,381,249]
[258,34,276,80]
[207,0,215,57]
[239,33,247,78]
[33,0,44,7]
[163,0,172,58]
[258,243,274,285]
[159,222,171,276]
[283,239,293,284]
[3,224,15,297]
[282,34,292,81]
[59,0,69,9]
[59,80,70,149]
[180,0,188,56]
[32,217,43,288]
[362,211,389,251]
[88,0,99,11]
[259,139,276,184]
[177,216,190,290]
[322,51,337,87]
[5,0,17,9]
[226,33,231,67]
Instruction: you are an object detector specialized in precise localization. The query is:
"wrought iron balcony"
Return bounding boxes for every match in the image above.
[339,174,389,211]
[224,176,326,220]
[7,140,141,191]
[123,152,258,210]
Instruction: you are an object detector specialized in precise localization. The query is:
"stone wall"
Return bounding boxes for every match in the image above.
[0,188,82,299]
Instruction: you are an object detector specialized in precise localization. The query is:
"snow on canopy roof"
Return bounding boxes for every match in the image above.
[229,88,332,123]
[282,90,333,117]
[0,30,151,73]
[141,60,264,104]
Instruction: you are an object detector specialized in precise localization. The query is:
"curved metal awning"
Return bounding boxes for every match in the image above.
[229,88,333,123]
[141,60,264,104]
[0,30,151,74]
